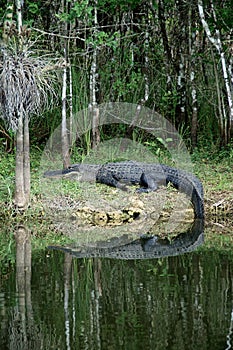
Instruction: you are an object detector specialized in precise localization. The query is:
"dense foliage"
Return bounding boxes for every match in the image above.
[0,0,232,150]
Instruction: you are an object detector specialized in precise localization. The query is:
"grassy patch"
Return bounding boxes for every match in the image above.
[198,222,233,254]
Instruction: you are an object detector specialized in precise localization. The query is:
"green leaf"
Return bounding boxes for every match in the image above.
[28,3,39,15]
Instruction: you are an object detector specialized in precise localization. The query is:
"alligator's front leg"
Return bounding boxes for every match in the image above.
[96,170,128,191]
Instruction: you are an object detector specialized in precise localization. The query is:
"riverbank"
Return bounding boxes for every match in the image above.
[0,148,232,254]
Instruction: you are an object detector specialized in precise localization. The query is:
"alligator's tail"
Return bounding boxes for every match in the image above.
[163,166,204,219]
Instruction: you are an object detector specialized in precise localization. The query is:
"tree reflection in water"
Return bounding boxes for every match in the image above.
[14,225,32,348]
[6,226,62,349]
[0,221,232,350]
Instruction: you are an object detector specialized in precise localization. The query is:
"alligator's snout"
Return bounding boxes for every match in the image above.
[43,168,80,178]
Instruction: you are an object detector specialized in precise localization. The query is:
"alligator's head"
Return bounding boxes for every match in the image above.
[43,163,101,182]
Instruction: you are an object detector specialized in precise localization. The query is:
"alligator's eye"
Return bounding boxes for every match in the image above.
[68,166,79,171]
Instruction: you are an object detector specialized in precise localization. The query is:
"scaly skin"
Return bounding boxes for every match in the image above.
[44,160,204,219]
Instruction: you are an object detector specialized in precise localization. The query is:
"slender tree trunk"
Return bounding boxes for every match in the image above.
[157,0,172,85]
[144,32,149,103]
[23,114,30,204]
[14,0,31,209]
[190,70,198,148]
[15,0,22,34]
[90,0,100,149]
[176,52,186,123]
[69,62,73,145]
[61,0,71,168]
[189,7,199,148]
[209,0,233,134]
[61,50,70,168]
[15,111,26,208]
[143,4,149,104]
[15,113,30,209]
[15,0,25,208]
[198,0,233,142]
[212,49,228,144]
[177,1,188,123]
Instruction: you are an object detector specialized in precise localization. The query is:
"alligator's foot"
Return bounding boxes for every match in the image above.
[136,187,153,193]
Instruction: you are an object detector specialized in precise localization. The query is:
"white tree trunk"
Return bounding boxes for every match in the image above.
[144,24,149,103]
[188,6,199,148]
[90,1,100,149]
[69,62,73,145]
[198,0,233,134]
[61,50,70,168]
[61,0,70,168]
[15,0,22,34]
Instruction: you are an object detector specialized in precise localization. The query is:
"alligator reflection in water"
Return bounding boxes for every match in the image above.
[48,219,204,259]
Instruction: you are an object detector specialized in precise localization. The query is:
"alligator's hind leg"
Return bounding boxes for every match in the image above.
[138,173,158,192]
[138,173,166,193]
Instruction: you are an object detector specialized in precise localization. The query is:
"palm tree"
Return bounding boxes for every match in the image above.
[0,1,58,209]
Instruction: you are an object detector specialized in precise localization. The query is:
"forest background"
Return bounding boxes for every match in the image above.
[0,0,232,215]
[0,0,232,151]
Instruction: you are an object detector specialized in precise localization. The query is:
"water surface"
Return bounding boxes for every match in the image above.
[0,240,232,350]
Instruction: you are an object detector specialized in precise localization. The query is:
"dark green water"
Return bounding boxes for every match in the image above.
[0,243,233,350]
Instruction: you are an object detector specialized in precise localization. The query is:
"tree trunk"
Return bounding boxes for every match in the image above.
[61,0,71,169]
[69,62,73,145]
[14,0,30,209]
[14,113,31,209]
[157,0,172,85]
[90,0,100,149]
[15,0,22,34]
[15,111,26,208]
[198,0,233,143]
[24,115,30,204]
[61,51,71,169]
[189,6,199,149]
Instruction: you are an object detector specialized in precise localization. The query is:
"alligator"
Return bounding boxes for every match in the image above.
[44,160,204,219]
[48,219,204,260]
